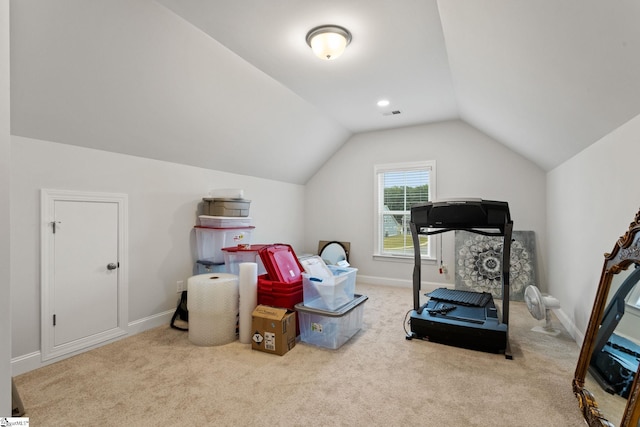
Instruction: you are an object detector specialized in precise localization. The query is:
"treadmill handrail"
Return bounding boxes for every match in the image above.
[591,265,640,357]
[417,227,506,237]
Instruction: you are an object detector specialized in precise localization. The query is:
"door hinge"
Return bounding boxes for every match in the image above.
[53,314,56,326]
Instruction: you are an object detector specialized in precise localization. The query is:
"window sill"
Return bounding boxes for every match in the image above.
[626,301,640,317]
[372,254,436,264]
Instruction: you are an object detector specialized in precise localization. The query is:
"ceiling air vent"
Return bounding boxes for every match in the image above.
[382,110,401,116]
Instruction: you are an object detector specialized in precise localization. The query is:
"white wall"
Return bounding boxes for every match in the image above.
[10,136,305,372]
[547,113,640,344]
[1,0,11,415]
[304,120,547,291]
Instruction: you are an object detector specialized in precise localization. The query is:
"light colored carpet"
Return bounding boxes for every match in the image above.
[15,282,586,426]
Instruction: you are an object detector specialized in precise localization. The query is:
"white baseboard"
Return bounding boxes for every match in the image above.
[127,309,174,335]
[357,274,449,293]
[10,352,42,377]
[12,309,174,376]
[554,308,583,347]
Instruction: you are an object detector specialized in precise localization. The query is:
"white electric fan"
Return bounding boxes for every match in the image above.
[524,285,561,336]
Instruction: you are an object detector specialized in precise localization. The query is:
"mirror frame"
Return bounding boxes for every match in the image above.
[573,209,640,427]
[317,240,350,263]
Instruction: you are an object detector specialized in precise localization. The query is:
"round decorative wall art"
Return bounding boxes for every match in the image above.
[454,231,536,301]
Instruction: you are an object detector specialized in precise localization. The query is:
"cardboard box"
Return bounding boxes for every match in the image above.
[251,305,297,355]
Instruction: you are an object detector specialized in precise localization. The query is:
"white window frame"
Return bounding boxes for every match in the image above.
[373,160,436,262]
[627,283,640,314]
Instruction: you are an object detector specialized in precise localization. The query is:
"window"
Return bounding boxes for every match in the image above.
[612,270,640,315]
[374,161,436,260]
[628,283,640,310]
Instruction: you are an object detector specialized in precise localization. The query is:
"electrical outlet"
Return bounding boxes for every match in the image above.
[176,280,185,293]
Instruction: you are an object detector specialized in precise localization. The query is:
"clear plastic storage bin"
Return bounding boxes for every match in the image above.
[302,266,357,311]
[295,294,367,349]
[222,244,268,275]
[194,226,254,263]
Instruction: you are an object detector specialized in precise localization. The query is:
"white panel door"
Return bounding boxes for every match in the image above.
[53,200,119,346]
[41,190,128,361]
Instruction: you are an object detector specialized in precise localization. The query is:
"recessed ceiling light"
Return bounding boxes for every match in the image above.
[377,99,390,107]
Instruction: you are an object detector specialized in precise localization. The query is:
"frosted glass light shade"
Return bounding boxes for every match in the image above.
[306,25,352,60]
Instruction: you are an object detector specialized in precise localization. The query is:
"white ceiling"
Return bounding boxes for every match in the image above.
[9,0,640,184]
[157,0,458,133]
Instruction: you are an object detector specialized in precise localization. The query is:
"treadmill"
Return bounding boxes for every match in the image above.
[588,265,640,398]
[406,199,514,359]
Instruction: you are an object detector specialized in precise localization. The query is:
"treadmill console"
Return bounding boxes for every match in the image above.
[411,199,510,229]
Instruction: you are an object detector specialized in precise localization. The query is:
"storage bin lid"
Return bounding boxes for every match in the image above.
[222,244,269,253]
[295,294,368,317]
[203,197,251,202]
[194,225,255,230]
[299,255,333,278]
[196,259,225,267]
[258,244,305,284]
[199,215,253,220]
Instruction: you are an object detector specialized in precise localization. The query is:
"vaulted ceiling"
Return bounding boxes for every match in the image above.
[10,1,640,184]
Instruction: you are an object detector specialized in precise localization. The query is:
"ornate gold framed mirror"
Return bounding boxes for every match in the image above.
[317,240,350,265]
[573,208,640,426]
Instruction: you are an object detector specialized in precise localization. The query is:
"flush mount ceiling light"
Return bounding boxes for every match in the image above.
[305,25,352,60]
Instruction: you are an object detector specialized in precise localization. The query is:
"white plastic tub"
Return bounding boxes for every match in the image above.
[198,215,252,228]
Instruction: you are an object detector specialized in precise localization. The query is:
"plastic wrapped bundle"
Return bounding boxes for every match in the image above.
[238,263,258,344]
[187,273,239,346]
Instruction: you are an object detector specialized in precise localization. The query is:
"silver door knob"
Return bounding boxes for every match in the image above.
[107,263,118,270]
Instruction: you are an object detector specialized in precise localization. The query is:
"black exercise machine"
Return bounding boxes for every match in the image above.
[588,264,640,398]
[406,199,514,359]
